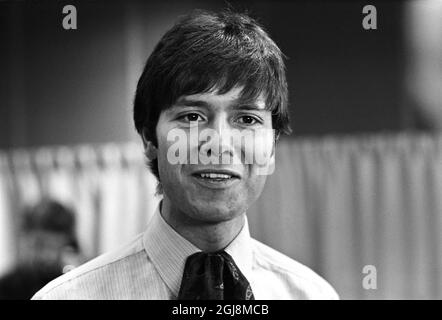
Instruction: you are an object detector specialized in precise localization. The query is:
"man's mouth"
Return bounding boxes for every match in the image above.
[191,169,241,186]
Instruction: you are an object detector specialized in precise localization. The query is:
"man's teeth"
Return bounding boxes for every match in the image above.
[199,173,232,179]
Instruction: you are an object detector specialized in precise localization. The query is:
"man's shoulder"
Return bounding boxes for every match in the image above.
[251,239,339,300]
[32,233,147,300]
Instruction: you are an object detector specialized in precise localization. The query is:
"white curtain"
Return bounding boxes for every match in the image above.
[0,134,441,299]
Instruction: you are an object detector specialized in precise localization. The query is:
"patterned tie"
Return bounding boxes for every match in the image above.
[177,251,255,300]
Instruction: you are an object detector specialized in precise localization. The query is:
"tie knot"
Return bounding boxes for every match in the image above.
[178,250,254,300]
[184,251,227,278]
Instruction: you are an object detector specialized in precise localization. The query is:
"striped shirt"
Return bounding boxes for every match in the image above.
[32,207,339,300]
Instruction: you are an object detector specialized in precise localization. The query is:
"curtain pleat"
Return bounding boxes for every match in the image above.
[0,153,15,276]
[0,134,441,299]
[428,139,442,298]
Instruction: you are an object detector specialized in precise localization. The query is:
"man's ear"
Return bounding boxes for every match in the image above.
[144,141,158,160]
[141,128,157,160]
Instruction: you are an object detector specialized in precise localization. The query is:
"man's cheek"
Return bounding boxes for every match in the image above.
[164,128,189,165]
[248,128,275,176]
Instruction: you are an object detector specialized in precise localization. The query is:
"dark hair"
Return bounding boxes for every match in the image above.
[133,9,291,183]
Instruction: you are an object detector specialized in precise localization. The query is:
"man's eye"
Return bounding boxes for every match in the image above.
[237,115,260,125]
[179,113,203,122]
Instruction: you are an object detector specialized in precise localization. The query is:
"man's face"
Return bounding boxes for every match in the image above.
[154,86,275,224]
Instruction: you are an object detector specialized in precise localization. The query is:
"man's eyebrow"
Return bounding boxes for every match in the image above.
[173,98,210,108]
[173,97,266,110]
[231,103,265,111]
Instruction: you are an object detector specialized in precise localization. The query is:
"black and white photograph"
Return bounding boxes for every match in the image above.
[0,0,441,303]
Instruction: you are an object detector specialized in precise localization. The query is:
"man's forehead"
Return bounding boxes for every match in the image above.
[173,86,266,110]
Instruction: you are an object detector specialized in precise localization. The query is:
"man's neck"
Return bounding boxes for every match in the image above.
[160,199,245,252]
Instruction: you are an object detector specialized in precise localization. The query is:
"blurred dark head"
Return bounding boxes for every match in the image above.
[20,199,78,265]
[133,9,291,184]
[22,199,76,245]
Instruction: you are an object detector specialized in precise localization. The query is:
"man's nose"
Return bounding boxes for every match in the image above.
[200,116,235,160]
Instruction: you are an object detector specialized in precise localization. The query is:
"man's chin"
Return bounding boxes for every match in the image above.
[187,201,244,224]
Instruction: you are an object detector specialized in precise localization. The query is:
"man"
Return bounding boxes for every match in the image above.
[33,9,338,300]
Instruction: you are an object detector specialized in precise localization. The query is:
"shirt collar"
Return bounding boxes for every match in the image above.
[143,203,254,297]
